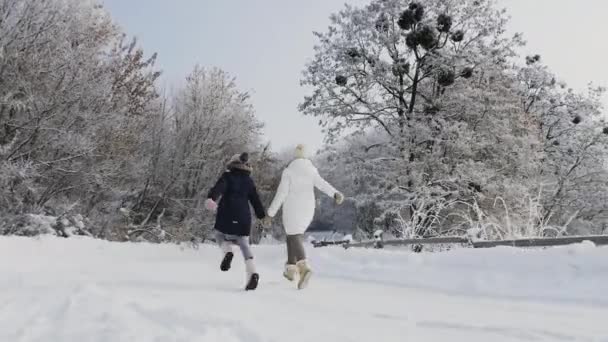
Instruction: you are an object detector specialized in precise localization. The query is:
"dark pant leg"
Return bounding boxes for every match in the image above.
[286,235,296,265]
[286,234,306,264]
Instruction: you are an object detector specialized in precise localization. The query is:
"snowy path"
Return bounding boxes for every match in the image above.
[0,237,607,341]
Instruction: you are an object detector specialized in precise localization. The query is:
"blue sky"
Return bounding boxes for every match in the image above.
[102,0,608,152]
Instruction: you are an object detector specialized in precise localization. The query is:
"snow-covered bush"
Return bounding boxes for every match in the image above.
[1,214,56,237]
[0,213,91,238]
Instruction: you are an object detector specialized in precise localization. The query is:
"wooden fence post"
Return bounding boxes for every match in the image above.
[373,230,384,249]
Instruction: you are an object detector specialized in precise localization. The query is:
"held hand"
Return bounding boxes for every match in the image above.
[204,198,218,212]
[334,192,345,205]
[261,216,273,229]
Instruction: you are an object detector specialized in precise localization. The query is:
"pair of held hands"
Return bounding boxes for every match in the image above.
[204,197,272,229]
[204,192,345,228]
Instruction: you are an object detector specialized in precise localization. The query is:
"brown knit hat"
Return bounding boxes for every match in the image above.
[227,152,252,172]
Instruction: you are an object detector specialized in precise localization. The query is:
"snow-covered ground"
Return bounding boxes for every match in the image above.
[0,237,607,342]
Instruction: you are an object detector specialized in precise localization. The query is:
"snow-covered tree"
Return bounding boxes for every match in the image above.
[122,66,268,242]
[0,0,273,241]
[302,0,538,237]
[0,0,158,232]
[516,56,608,235]
[305,0,607,239]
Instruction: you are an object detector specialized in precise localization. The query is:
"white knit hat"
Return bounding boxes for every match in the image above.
[295,144,309,159]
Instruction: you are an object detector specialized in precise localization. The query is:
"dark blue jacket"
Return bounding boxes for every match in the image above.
[207,168,266,236]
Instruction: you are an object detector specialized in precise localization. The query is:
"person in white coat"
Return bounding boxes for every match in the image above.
[267,144,344,289]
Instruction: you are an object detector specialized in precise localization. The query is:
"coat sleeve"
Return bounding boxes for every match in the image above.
[207,173,227,201]
[248,181,267,220]
[267,170,290,218]
[313,168,338,198]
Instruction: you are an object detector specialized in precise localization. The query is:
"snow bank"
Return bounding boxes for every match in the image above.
[0,236,606,341]
[307,242,608,307]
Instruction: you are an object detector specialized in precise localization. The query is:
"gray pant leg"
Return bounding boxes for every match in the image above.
[286,234,306,264]
[235,236,254,260]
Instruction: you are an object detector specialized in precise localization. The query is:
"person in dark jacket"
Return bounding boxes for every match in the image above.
[205,152,267,291]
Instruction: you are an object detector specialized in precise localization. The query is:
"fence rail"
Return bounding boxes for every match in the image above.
[311,240,350,248]
[312,234,608,250]
[471,235,608,248]
[343,236,468,249]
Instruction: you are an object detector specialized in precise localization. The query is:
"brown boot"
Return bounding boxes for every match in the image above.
[296,260,312,290]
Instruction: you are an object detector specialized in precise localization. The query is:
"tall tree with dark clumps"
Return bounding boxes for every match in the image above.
[302,0,511,155]
[301,0,536,237]
[301,0,608,239]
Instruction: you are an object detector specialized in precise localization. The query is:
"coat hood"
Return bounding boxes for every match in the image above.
[227,152,252,172]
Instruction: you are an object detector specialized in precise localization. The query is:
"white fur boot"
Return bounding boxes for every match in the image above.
[245,259,259,291]
[283,264,298,282]
[220,241,233,254]
[296,260,312,290]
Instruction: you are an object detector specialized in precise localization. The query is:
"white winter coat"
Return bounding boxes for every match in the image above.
[267,158,338,235]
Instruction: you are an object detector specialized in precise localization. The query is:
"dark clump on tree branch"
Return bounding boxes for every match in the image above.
[407,25,437,50]
[398,10,416,30]
[468,182,483,193]
[406,31,419,48]
[526,54,541,65]
[438,70,456,87]
[437,14,453,33]
[603,127,608,135]
[346,48,361,59]
[409,2,425,21]
[572,115,582,125]
[335,75,348,86]
[461,67,474,79]
[399,3,425,30]
[366,56,377,67]
[451,30,465,42]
